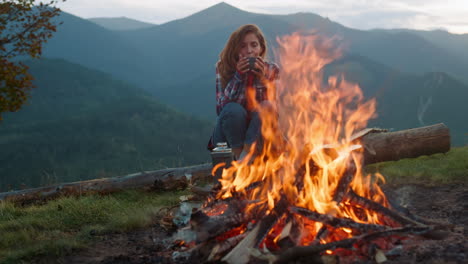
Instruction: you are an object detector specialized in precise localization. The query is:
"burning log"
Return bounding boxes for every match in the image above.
[222,197,288,264]
[345,189,426,227]
[0,163,212,204]
[332,159,357,203]
[275,226,434,264]
[290,206,387,232]
[191,210,248,243]
[345,189,451,239]
[200,180,264,211]
[207,233,247,261]
[276,218,298,248]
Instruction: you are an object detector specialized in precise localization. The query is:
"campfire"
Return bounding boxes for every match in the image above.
[175,33,445,264]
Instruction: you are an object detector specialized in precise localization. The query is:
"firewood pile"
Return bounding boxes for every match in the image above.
[164,125,451,264]
[181,165,446,264]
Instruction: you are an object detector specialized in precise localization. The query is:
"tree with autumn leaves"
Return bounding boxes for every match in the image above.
[0,0,63,120]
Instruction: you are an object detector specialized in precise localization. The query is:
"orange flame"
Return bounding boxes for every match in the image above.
[216,33,388,245]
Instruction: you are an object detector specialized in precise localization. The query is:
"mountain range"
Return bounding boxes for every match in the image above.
[42,3,468,117]
[323,55,466,144]
[89,17,157,31]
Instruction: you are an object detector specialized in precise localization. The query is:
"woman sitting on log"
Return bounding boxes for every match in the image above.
[208,24,280,160]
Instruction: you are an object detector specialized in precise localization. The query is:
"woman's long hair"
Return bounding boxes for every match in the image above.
[218,24,267,89]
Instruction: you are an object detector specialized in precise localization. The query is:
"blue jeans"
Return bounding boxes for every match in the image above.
[213,102,270,149]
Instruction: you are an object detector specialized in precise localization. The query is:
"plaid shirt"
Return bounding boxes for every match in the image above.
[216,61,280,115]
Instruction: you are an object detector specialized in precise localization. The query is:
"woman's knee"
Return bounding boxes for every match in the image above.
[217,103,248,148]
[220,102,247,120]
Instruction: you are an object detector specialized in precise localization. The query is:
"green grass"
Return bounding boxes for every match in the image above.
[365,146,468,185]
[0,190,186,264]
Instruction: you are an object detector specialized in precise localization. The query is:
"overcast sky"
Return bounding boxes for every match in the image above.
[60,0,468,34]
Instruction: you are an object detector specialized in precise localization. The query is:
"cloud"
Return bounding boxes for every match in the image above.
[333,10,431,30]
[58,0,468,33]
[60,0,220,23]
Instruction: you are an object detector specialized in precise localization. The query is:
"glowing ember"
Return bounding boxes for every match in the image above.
[214,32,391,246]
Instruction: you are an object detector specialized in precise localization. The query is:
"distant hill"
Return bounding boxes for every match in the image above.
[88,17,156,30]
[412,30,468,63]
[0,59,213,191]
[376,28,468,82]
[44,12,155,89]
[2,59,149,125]
[376,29,468,61]
[323,55,467,145]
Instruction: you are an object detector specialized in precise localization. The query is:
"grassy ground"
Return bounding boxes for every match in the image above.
[365,146,468,185]
[0,190,186,264]
[0,146,466,263]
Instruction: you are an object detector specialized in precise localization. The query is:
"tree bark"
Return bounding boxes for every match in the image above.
[359,123,450,165]
[0,163,213,203]
[0,123,450,204]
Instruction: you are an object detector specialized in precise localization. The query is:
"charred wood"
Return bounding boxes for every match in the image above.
[345,189,426,227]
[332,159,357,203]
[277,216,303,249]
[253,197,289,248]
[290,206,387,232]
[222,197,289,264]
[207,233,247,261]
[275,226,433,264]
[312,226,329,244]
[191,210,247,243]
